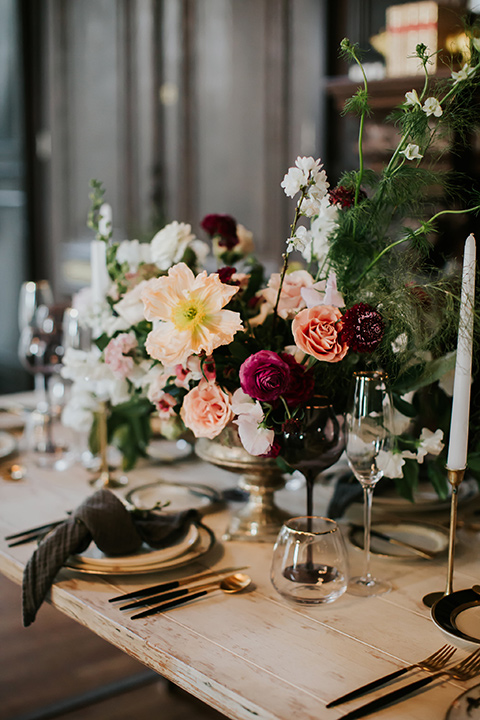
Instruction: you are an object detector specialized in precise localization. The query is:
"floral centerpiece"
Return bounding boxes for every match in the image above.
[63,36,480,503]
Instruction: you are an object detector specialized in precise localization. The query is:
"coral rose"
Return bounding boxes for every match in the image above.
[180,380,233,439]
[292,305,348,363]
[261,269,314,319]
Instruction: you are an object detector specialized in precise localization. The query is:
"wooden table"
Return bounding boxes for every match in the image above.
[1,416,480,720]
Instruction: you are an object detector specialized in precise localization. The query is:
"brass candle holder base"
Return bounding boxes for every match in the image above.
[422,467,465,608]
[88,400,128,490]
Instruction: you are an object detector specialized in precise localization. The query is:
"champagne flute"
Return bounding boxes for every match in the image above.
[346,370,392,597]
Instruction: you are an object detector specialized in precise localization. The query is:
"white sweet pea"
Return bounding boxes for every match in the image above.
[422,97,442,117]
[376,449,405,478]
[302,196,338,264]
[287,225,312,255]
[416,428,444,463]
[234,414,275,456]
[301,271,344,309]
[404,89,421,107]
[452,63,475,84]
[399,143,423,161]
[231,388,263,418]
[281,156,329,201]
[116,240,152,272]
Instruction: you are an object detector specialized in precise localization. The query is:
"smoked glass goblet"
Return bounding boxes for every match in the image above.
[345,371,392,597]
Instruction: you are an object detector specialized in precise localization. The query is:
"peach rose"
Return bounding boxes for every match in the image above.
[180,380,233,439]
[292,305,348,363]
[261,270,314,319]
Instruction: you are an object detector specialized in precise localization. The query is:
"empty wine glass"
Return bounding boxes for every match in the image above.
[18,280,55,402]
[18,301,66,466]
[345,370,392,597]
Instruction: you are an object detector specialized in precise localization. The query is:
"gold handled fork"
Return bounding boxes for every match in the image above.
[339,649,480,720]
[327,643,456,708]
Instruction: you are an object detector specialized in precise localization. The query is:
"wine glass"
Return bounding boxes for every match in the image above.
[345,370,392,597]
[18,280,55,403]
[281,396,345,519]
[18,302,66,466]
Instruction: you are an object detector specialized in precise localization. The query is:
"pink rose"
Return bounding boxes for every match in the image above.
[292,305,348,363]
[261,270,314,319]
[180,381,233,439]
[104,332,138,378]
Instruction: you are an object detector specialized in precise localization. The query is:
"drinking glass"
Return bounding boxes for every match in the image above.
[271,516,349,604]
[18,302,66,466]
[345,370,392,597]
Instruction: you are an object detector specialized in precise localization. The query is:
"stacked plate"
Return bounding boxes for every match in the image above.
[66,523,214,575]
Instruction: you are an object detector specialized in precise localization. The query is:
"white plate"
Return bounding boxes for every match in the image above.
[0,431,16,459]
[373,478,477,513]
[70,524,198,569]
[126,481,220,514]
[65,524,214,575]
[446,680,480,718]
[348,522,449,559]
[431,589,480,648]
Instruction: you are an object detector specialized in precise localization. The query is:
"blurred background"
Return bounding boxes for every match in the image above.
[1,0,479,395]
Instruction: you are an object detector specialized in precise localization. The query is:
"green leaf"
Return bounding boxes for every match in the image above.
[391,393,417,418]
[467,452,480,472]
[276,455,294,474]
[426,460,449,500]
[393,459,418,502]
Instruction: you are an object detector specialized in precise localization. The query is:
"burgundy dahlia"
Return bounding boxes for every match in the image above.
[328,185,366,208]
[239,350,291,403]
[340,303,384,353]
[279,352,315,408]
[217,266,237,284]
[201,213,239,250]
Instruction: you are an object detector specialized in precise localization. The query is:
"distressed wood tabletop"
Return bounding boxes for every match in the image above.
[1,406,480,719]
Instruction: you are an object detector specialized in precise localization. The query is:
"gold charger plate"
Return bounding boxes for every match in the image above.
[65,524,214,575]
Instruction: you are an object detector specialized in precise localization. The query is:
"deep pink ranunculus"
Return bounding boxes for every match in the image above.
[239,350,291,403]
[280,352,315,408]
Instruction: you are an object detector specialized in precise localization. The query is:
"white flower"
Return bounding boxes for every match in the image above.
[404,89,421,107]
[301,197,322,217]
[376,450,405,478]
[231,388,261,417]
[399,143,423,161]
[231,389,274,456]
[150,221,196,270]
[391,333,408,354]
[281,156,329,200]
[116,240,152,272]
[287,225,312,254]
[113,280,149,326]
[416,428,444,463]
[301,271,344,309]
[235,414,275,456]
[422,97,442,117]
[302,196,338,264]
[189,239,210,266]
[452,63,475,85]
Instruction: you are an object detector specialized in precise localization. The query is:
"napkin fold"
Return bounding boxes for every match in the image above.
[22,489,203,627]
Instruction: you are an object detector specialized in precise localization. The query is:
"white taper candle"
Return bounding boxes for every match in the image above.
[446,233,476,470]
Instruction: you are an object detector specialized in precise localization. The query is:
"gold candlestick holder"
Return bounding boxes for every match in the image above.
[422,467,465,608]
[89,401,128,489]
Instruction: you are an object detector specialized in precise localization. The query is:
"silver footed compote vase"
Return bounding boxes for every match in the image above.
[195,424,289,542]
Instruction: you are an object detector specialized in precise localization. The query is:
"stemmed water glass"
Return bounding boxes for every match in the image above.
[345,370,392,597]
[18,298,66,465]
